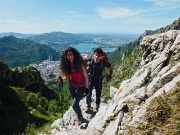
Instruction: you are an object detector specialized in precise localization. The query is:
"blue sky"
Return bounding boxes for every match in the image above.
[0,0,179,34]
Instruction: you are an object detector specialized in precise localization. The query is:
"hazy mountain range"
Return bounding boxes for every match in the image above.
[0,32,139,68]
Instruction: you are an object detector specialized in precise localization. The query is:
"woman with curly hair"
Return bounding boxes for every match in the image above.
[58,47,88,125]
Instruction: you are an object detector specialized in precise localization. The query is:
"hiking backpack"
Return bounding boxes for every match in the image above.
[101,51,108,61]
[88,59,105,79]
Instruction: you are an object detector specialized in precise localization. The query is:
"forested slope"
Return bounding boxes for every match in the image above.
[0,35,59,67]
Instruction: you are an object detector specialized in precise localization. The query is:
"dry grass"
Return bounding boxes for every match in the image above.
[144,82,180,135]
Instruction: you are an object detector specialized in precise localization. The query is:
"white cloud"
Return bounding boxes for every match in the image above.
[95,7,144,19]
[143,0,180,8]
[0,20,27,24]
[140,0,180,17]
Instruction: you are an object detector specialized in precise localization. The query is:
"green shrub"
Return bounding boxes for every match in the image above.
[48,100,59,114]
[25,93,39,108]
[37,105,46,114]
[25,123,37,135]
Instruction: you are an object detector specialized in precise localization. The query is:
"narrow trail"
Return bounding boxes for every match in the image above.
[50,90,108,135]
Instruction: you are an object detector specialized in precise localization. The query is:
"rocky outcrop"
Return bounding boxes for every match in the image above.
[49,30,180,135]
[133,17,180,48]
[0,62,43,86]
[0,63,58,100]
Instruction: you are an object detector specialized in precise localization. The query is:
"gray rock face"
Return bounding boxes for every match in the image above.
[49,30,180,135]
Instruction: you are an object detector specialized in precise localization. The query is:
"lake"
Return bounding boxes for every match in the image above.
[74,43,116,53]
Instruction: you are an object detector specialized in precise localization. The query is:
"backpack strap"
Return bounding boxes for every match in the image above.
[100,59,106,78]
[88,59,104,78]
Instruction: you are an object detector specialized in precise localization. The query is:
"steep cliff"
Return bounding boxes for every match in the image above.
[50,30,180,135]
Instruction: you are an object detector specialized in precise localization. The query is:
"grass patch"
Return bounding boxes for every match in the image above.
[144,82,180,134]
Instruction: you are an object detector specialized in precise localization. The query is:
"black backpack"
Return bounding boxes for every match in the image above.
[88,59,105,79]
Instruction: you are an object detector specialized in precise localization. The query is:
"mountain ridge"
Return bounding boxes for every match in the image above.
[109,17,180,66]
[0,35,59,67]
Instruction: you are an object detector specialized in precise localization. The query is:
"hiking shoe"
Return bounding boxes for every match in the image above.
[75,115,83,125]
[77,116,83,125]
[85,106,90,112]
[77,119,82,125]
[94,106,99,113]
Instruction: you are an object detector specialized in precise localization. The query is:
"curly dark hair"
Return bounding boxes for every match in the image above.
[60,47,85,75]
[94,48,103,55]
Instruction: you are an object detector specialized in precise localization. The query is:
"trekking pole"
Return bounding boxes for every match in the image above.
[58,76,64,126]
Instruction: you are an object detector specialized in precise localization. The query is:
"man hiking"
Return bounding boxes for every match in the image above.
[86,48,113,112]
